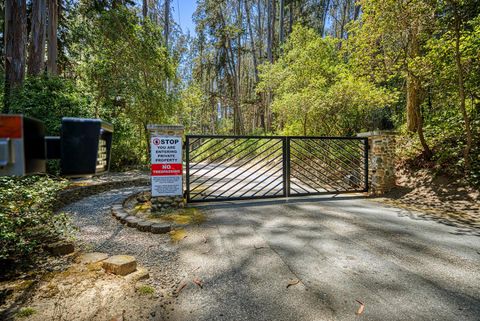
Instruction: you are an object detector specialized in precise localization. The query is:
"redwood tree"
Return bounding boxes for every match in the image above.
[4,0,27,111]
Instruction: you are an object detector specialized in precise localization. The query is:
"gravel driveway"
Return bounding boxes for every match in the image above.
[62,187,184,320]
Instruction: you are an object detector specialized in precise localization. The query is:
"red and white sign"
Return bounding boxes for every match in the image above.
[151,136,183,196]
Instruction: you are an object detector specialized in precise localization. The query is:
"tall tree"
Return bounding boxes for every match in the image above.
[349,0,436,158]
[47,0,58,75]
[27,0,47,76]
[450,0,474,172]
[4,0,27,111]
[164,0,169,49]
[279,0,285,44]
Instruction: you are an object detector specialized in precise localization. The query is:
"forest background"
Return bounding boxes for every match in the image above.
[2,0,479,186]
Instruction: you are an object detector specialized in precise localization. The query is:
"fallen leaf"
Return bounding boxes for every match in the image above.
[193,278,203,288]
[190,266,200,273]
[286,279,300,288]
[355,300,365,315]
[175,282,187,295]
[254,245,265,249]
[201,249,211,254]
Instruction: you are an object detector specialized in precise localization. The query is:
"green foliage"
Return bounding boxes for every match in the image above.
[0,176,72,265]
[15,307,37,318]
[72,7,179,167]
[137,284,155,295]
[9,76,91,135]
[257,25,397,136]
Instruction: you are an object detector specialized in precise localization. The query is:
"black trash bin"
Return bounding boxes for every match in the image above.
[59,118,113,177]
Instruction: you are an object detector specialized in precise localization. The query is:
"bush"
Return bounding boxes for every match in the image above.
[9,75,92,135]
[0,176,73,268]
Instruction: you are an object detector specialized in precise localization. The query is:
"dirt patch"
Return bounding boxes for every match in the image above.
[374,166,480,232]
[0,255,184,321]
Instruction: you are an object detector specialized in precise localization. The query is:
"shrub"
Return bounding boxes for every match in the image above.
[0,176,73,268]
[8,76,92,136]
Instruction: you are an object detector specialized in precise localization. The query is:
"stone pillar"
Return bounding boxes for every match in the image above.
[147,124,185,213]
[357,131,397,195]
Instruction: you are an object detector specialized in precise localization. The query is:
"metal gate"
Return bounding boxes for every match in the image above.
[185,135,368,203]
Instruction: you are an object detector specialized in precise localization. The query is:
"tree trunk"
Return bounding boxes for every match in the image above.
[453,6,472,172]
[4,0,27,112]
[164,0,169,49]
[289,1,293,35]
[279,0,284,45]
[354,2,361,20]
[270,0,276,61]
[46,0,57,75]
[320,0,330,37]
[267,0,273,63]
[245,0,259,82]
[27,0,46,76]
[143,0,148,18]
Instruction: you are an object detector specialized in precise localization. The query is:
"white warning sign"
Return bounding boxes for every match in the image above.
[150,136,183,196]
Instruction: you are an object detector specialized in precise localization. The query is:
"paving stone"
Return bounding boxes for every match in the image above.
[111,204,123,211]
[136,220,153,232]
[77,252,109,264]
[151,223,171,234]
[125,216,140,227]
[102,255,137,276]
[115,211,129,221]
[124,266,150,282]
[45,241,75,256]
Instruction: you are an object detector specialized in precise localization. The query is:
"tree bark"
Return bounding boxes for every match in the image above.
[267,0,273,63]
[279,0,284,45]
[245,0,259,82]
[289,1,293,35]
[270,0,276,61]
[47,0,58,75]
[453,5,472,172]
[164,0,169,49]
[143,0,148,18]
[27,0,46,76]
[4,0,27,112]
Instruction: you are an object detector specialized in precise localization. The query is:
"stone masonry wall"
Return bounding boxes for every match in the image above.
[358,131,396,195]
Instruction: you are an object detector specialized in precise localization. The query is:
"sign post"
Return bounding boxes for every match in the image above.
[147,125,184,212]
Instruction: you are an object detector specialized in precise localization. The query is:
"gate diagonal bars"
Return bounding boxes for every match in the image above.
[185,135,368,203]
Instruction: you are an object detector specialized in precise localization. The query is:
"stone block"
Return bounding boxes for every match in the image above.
[115,211,128,221]
[102,255,137,276]
[125,216,140,227]
[151,223,171,234]
[45,241,75,256]
[136,221,153,232]
[124,267,149,282]
[78,252,109,264]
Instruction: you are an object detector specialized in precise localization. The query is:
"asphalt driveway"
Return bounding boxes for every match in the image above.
[169,195,480,321]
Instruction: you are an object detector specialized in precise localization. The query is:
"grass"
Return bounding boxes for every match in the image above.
[169,228,187,242]
[159,207,206,225]
[16,307,36,318]
[137,284,155,295]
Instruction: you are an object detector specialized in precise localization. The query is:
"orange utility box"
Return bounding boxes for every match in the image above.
[0,115,46,176]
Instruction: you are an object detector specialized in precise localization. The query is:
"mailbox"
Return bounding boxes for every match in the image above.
[0,115,46,176]
[59,117,113,177]
[0,115,113,177]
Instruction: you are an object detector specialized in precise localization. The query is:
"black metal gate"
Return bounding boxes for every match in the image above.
[185,135,368,203]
